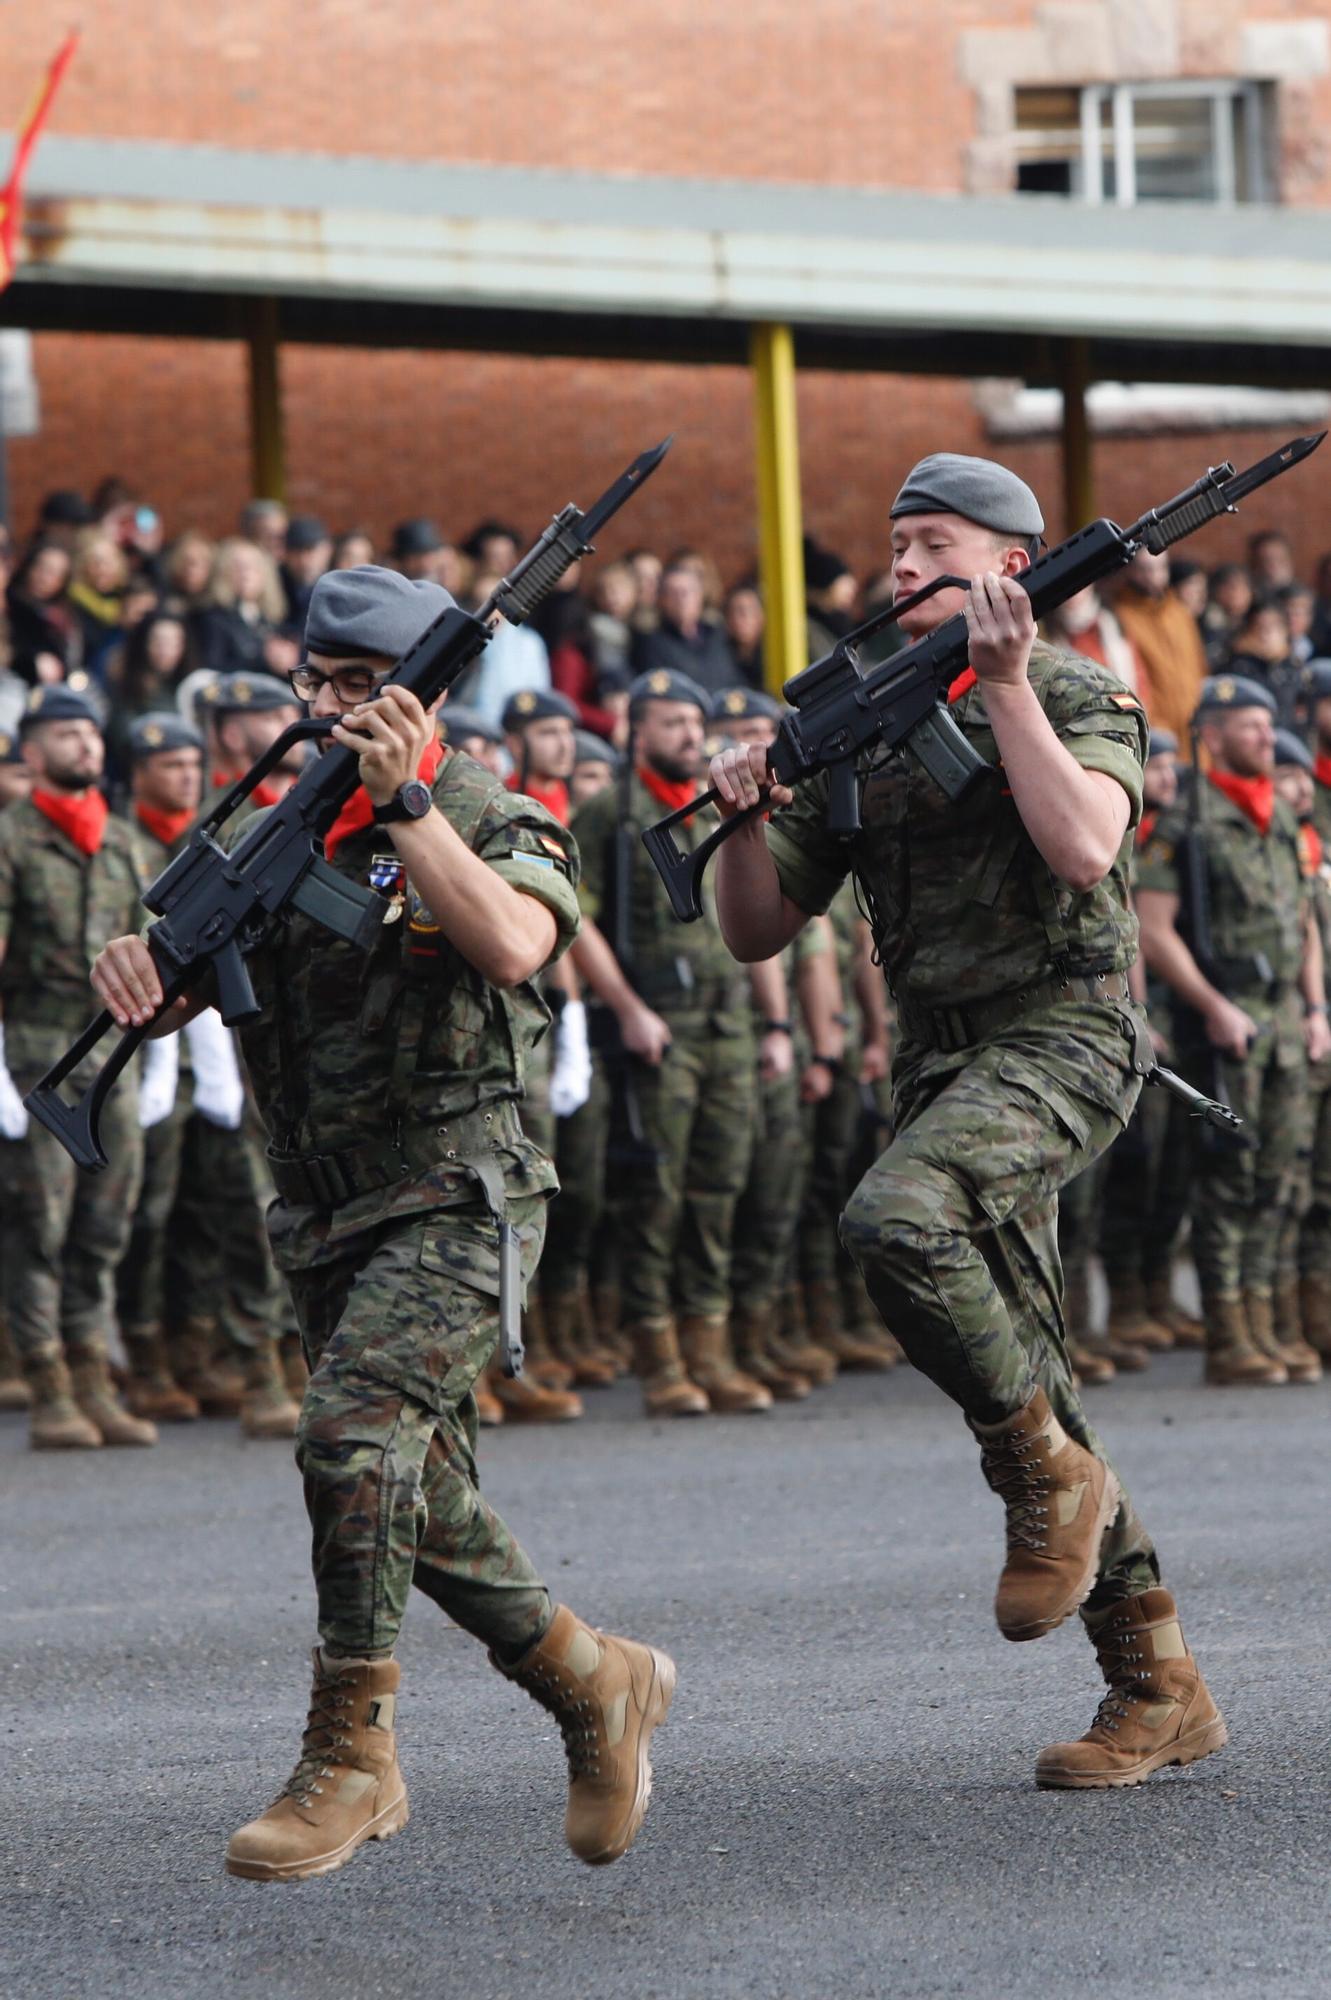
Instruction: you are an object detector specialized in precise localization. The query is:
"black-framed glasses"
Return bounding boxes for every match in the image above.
[289,662,385,705]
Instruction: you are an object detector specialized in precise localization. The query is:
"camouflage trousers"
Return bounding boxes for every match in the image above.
[1281,1053,1331,1286]
[540,1065,610,1302]
[0,1074,143,1366]
[117,1094,190,1334]
[268,1191,553,1661]
[798,1063,862,1288]
[617,1019,756,1326]
[839,1000,1159,1607]
[1098,1076,1193,1285]
[1181,1036,1305,1297]
[732,1063,805,1310]
[166,1112,290,1352]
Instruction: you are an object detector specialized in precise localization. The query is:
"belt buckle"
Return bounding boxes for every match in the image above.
[307,1151,357,1207]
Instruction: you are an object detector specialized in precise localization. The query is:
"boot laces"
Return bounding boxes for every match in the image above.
[515,1665,602,1780]
[284,1683,354,1804]
[1090,1623,1151,1734]
[982,1436,1050,1553]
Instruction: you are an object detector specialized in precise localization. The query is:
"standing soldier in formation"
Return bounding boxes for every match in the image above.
[1136,675,1329,1386]
[94,565,675,1882]
[570,669,782,1417]
[708,452,1227,1789]
[0,686,155,1450]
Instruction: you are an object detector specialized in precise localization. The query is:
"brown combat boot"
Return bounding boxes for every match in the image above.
[1063,1260,1123,1383]
[626,1319,709,1418]
[241,1343,303,1438]
[174,1316,247,1416]
[225,1651,408,1880]
[577,1284,629,1378]
[803,1279,894,1372]
[491,1369,584,1424]
[544,1292,617,1388]
[69,1350,158,1447]
[1104,1271,1173,1354]
[1202,1293,1286,1385]
[677,1314,772,1414]
[774,1285,838,1385]
[280,1331,310,1400]
[0,1310,32,1410]
[496,1604,675,1866]
[26,1354,102,1450]
[1035,1588,1227,1789]
[1066,1342,1116,1385]
[1298,1270,1331,1358]
[1144,1273,1205,1348]
[730,1301,811,1401]
[590,1282,632,1372]
[521,1300,576,1393]
[122,1324,200,1422]
[1269,1279,1324,1384]
[474,1369,505,1427]
[973,1387,1121,1642]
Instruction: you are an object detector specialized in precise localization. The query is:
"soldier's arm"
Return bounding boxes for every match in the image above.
[710,743,834,963]
[569,918,671,1065]
[748,956,794,1080]
[91,938,209,1033]
[851,917,891,1081]
[1134,889,1256,1059]
[1299,900,1330,1060]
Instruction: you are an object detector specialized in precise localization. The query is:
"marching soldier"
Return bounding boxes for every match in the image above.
[0,686,155,1449]
[1136,675,1329,1386]
[709,452,1227,1789]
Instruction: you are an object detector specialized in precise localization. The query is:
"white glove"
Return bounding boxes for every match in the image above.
[548,998,592,1119]
[0,1024,28,1141]
[138,1031,180,1129]
[184,1007,245,1130]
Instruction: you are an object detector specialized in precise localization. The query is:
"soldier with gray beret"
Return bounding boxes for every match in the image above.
[708,448,1227,1790]
[93,561,674,1883]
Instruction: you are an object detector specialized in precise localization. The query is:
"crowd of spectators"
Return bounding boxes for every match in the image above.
[3,477,1330,781]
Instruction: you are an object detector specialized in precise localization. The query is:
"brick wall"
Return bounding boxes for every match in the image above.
[4,0,1330,580]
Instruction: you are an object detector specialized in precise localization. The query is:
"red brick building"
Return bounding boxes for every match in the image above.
[4,0,1331,582]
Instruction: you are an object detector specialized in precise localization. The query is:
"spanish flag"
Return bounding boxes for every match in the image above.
[0,31,80,291]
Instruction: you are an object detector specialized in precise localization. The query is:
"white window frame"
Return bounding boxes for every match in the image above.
[1022,79,1268,206]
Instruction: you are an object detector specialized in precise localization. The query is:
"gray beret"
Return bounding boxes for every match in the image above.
[438,704,502,747]
[128,711,205,760]
[1194,673,1276,719]
[628,667,710,718]
[573,729,620,769]
[501,688,579,731]
[19,684,103,734]
[1147,727,1179,760]
[713,685,783,726]
[201,672,300,717]
[890,453,1044,538]
[304,564,456,662]
[1273,728,1313,772]
[1305,657,1331,702]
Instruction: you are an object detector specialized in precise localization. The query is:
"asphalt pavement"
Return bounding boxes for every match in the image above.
[2,1349,1328,2000]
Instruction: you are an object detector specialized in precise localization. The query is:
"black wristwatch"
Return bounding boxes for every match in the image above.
[761,1019,793,1036]
[372,779,432,825]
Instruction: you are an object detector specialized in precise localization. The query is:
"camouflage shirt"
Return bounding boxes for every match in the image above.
[225,751,580,1174]
[0,798,145,1075]
[766,642,1147,1013]
[573,771,748,1027]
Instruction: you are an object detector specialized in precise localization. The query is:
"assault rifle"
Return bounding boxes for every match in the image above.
[27,439,670,1177]
[642,433,1324,1135]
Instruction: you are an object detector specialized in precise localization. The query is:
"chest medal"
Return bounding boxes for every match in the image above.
[369,852,406,924]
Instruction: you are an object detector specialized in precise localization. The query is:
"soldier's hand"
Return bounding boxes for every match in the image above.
[710,742,791,820]
[1305,1007,1331,1065]
[964,571,1035,688]
[333,683,438,806]
[92,936,186,1029]
[620,997,672,1066]
[1203,994,1258,1060]
[859,1041,890,1085]
[760,1027,794,1083]
[800,1059,834,1104]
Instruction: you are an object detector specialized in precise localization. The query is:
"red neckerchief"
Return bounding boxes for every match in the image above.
[1301,820,1324,875]
[212,769,285,811]
[31,786,108,857]
[1138,810,1157,848]
[947,667,977,705]
[1316,754,1331,791]
[506,772,570,827]
[637,762,699,820]
[324,739,445,861]
[1209,769,1275,835]
[136,801,195,848]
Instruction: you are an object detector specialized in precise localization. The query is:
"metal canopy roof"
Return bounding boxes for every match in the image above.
[6,135,1331,385]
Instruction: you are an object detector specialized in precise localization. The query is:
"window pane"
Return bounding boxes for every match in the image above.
[1013,87,1086,196]
[1131,94,1219,201]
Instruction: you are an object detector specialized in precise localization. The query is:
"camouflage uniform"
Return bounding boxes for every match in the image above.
[0,799,145,1367]
[227,749,579,1659]
[1296,783,1331,1312]
[765,641,1160,1606]
[1135,782,1308,1299]
[797,881,863,1293]
[571,771,756,1327]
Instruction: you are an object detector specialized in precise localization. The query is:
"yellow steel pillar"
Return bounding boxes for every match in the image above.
[750,322,806,696]
[246,296,286,501]
[1056,335,1093,532]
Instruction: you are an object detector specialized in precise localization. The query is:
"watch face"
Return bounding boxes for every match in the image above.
[401,779,431,818]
